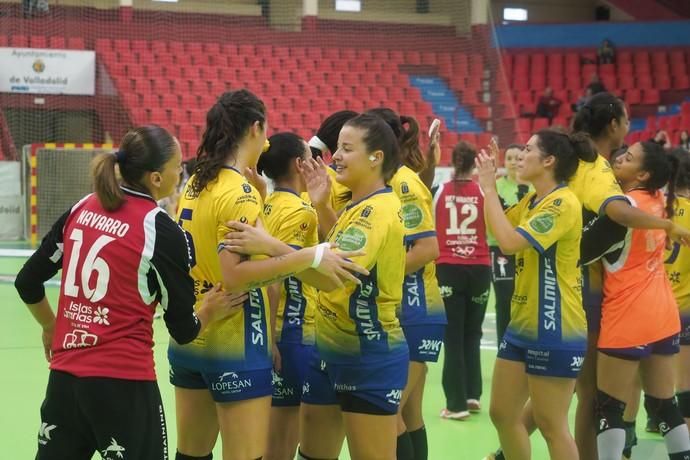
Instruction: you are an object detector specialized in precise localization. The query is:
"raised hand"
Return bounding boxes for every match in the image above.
[245,167,267,201]
[300,157,332,207]
[476,149,498,193]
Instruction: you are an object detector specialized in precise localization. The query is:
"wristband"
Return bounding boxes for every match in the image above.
[311,242,329,269]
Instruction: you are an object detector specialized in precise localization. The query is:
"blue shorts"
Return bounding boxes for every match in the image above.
[403,324,445,363]
[497,338,585,378]
[170,364,272,403]
[302,347,409,415]
[681,314,690,346]
[600,334,680,360]
[272,342,314,407]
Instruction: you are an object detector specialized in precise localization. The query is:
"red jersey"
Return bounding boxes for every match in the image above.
[16,188,200,381]
[433,179,490,266]
[599,190,680,348]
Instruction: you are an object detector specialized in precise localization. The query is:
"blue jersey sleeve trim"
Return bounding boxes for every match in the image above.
[598,195,628,216]
[288,244,303,250]
[516,227,545,254]
[404,230,436,243]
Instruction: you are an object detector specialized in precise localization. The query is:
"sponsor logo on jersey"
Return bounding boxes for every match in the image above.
[337,227,367,251]
[529,213,555,234]
[401,204,423,229]
[542,257,558,332]
[63,329,98,349]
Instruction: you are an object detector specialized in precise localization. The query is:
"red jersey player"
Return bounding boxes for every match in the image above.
[15,126,246,460]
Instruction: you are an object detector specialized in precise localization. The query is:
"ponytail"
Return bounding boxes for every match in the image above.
[536,129,597,183]
[572,92,626,140]
[192,90,266,195]
[451,141,477,175]
[91,152,124,211]
[671,148,690,191]
[310,110,358,158]
[399,115,425,172]
[569,131,598,163]
[257,132,305,180]
[91,125,177,212]
[666,153,679,219]
[366,108,424,172]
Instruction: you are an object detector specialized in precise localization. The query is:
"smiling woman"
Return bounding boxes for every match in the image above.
[297,114,410,460]
[475,132,595,460]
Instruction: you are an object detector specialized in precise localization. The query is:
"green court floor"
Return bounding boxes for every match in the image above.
[0,256,670,459]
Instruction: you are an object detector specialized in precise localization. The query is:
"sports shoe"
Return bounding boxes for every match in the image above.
[439,408,471,420]
[467,399,481,413]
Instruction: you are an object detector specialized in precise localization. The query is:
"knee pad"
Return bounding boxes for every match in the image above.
[595,389,626,434]
[677,391,690,418]
[644,395,685,435]
[175,453,212,460]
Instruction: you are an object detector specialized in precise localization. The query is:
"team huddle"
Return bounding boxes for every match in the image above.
[12,88,690,460]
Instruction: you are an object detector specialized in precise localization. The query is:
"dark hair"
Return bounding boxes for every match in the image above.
[310,110,358,158]
[91,125,177,211]
[638,141,678,217]
[535,129,597,183]
[344,114,400,182]
[191,89,266,195]
[366,108,424,172]
[671,148,690,191]
[451,141,477,175]
[256,132,305,180]
[572,92,626,140]
[505,143,523,151]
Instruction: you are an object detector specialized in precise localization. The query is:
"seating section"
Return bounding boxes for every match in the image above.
[95,38,490,161]
[499,48,690,140]
[626,101,690,144]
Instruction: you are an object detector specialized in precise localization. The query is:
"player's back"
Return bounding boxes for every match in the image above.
[390,165,445,325]
[54,189,165,380]
[601,190,679,348]
[172,167,271,372]
[263,188,318,345]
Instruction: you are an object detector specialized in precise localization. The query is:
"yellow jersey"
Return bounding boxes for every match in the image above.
[389,166,446,325]
[263,188,318,345]
[505,185,586,350]
[316,187,407,364]
[169,166,271,371]
[326,165,352,214]
[567,155,626,308]
[666,196,690,314]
